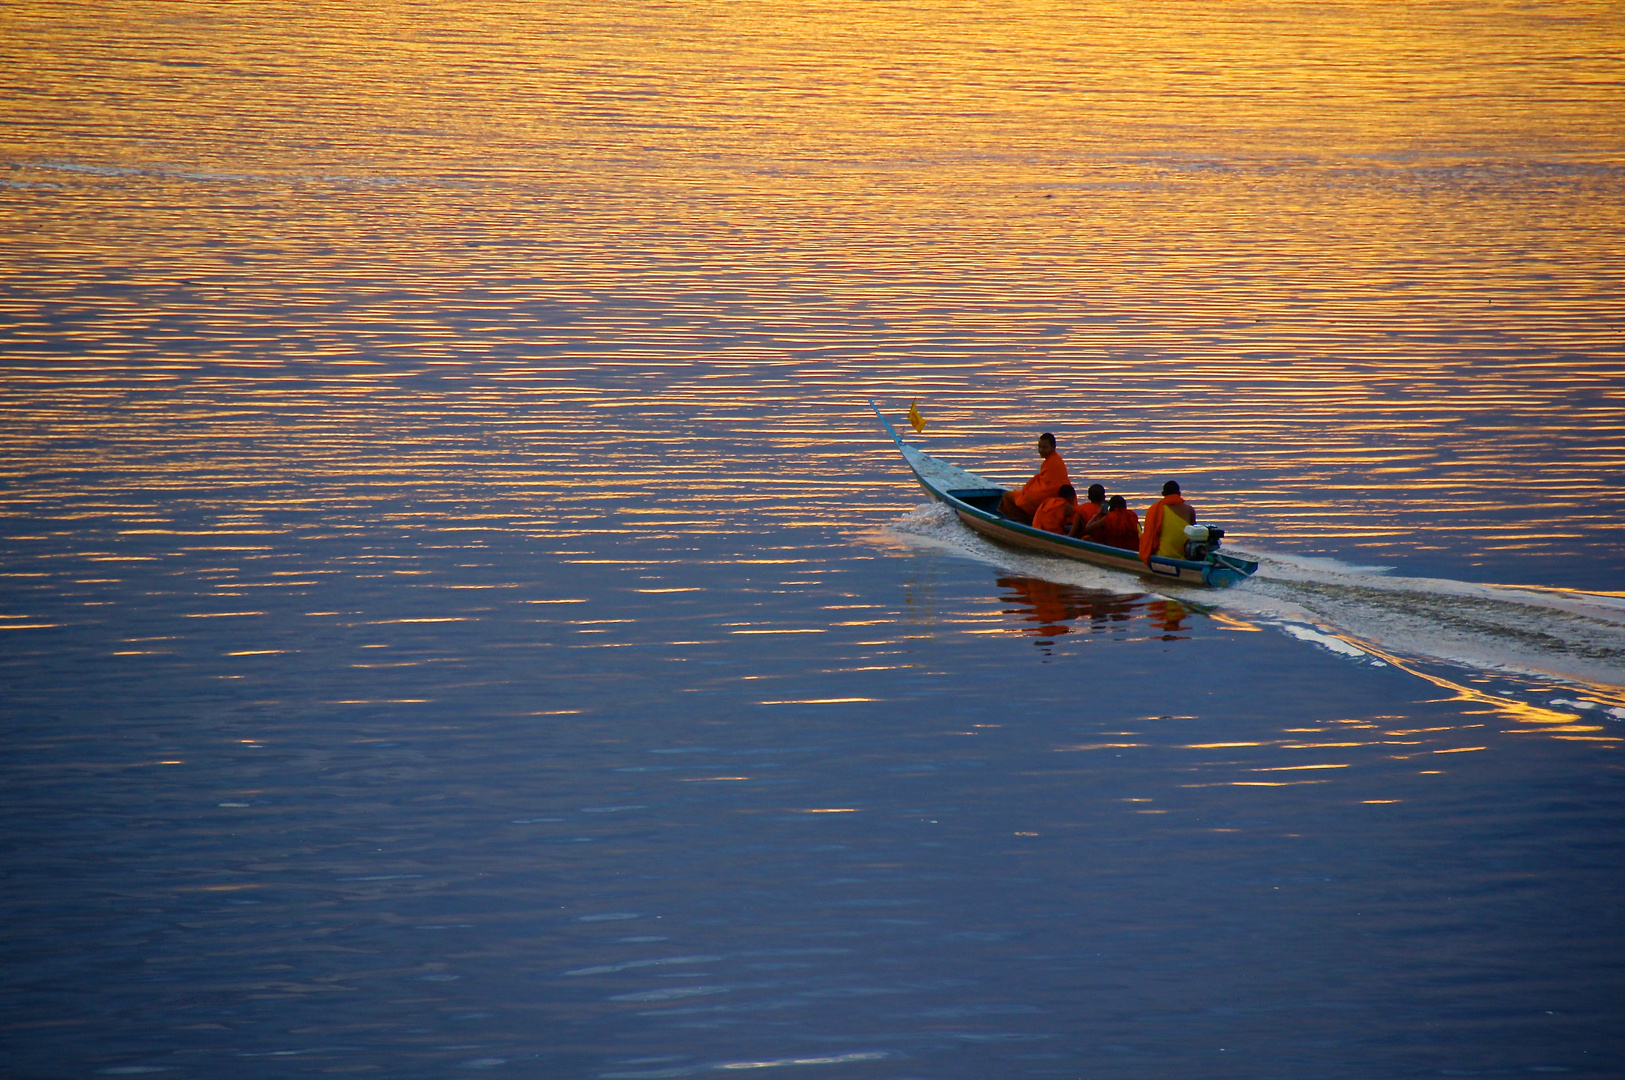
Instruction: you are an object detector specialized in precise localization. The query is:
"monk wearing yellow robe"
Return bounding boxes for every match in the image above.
[1139,481,1196,562]
[1031,484,1081,534]
[997,432,1069,525]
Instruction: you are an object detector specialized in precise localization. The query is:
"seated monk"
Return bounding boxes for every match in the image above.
[1139,480,1197,562]
[1083,494,1140,551]
[996,432,1069,525]
[1067,483,1107,537]
[1031,484,1081,534]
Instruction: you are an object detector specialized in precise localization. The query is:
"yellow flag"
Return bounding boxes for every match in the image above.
[908,399,928,433]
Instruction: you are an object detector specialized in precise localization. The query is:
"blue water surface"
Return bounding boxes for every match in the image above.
[5,2,1625,1077]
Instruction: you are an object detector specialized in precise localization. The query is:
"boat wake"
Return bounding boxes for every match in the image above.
[877,502,1625,697]
[1228,549,1625,694]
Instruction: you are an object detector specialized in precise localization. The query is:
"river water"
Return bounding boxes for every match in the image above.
[4,2,1625,1077]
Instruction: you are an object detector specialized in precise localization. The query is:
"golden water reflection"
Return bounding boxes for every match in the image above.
[3,2,1622,580]
[3,2,1623,724]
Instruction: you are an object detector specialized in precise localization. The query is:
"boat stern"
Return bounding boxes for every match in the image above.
[1201,553,1259,587]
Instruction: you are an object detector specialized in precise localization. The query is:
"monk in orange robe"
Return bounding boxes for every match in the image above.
[1067,483,1108,537]
[1031,484,1081,534]
[997,432,1069,525]
[1139,481,1196,562]
[1084,495,1141,551]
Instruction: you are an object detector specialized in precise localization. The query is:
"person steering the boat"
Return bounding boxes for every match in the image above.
[1067,483,1108,536]
[1082,495,1141,551]
[1032,484,1083,534]
[997,432,1069,525]
[1140,481,1196,562]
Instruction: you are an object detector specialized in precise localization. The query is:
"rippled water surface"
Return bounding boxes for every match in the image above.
[4,2,1625,1077]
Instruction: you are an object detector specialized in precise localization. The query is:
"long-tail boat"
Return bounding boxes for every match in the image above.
[873,401,1257,588]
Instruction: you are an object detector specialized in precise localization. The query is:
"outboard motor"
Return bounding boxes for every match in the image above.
[1183,524,1225,561]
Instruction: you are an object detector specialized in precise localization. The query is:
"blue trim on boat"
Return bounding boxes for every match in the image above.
[873,400,908,447]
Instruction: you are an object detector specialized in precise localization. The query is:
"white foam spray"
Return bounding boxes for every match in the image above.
[875,502,1625,697]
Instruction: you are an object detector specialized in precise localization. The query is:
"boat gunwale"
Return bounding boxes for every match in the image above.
[945,490,1195,576]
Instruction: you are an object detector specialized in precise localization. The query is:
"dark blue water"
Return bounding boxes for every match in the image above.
[6,491,1624,1076]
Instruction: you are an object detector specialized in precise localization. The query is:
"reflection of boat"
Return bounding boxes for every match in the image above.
[997,576,1191,638]
[874,401,1258,588]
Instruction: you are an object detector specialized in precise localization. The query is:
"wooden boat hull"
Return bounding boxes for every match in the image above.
[873,402,1257,588]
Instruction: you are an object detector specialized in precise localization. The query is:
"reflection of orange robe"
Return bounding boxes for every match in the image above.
[1009,577,1072,630]
[1031,496,1077,534]
[1139,495,1193,562]
[1096,507,1140,551]
[1014,453,1069,514]
[1149,599,1189,633]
